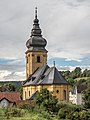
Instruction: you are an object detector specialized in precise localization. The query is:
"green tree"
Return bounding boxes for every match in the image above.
[71,67,82,79]
[82,69,88,77]
[83,78,90,109]
[35,88,58,113]
[0,83,16,92]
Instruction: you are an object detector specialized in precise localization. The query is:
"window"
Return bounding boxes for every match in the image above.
[63,90,66,100]
[43,55,46,57]
[32,77,35,81]
[26,57,28,63]
[29,91,30,96]
[56,90,59,94]
[25,91,26,99]
[37,56,40,63]
[27,73,28,78]
[41,75,45,79]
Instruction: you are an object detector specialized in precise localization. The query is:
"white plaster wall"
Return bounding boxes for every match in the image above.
[0,99,9,108]
[69,92,77,104]
[77,93,82,105]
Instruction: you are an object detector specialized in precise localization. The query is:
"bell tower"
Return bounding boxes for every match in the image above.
[26,8,48,78]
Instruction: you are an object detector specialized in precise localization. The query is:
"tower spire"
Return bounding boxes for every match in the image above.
[35,7,37,19]
[53,61,55,67]
[26,8,47,51]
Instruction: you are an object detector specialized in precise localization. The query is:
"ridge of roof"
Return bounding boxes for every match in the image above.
[0,92,21,103]
[23,64,49,86]
[23,65,68,86]
[40,66,67,85]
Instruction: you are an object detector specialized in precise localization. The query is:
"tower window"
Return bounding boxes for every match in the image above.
[26,57,28,63]
[27,73,28,78]
[37,56,40,63]
[63,90,66,100]
[43,55,46,57]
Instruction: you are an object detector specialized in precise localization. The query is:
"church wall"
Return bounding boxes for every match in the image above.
[42,85,54,92]
[53,85,69,101]
[23,86,35,100]
[23,84,69,101]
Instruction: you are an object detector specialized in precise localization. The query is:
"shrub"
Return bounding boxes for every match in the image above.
[18,101,35,111]
[57,102,84,120]
[4,107,25,119]
[79,110,90,120]
[35,88,58,114]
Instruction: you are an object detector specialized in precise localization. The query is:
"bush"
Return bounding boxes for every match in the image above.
[57,102,85,120]
[35,88,58,114]
[18,101,35,111]
[4,107,26,119]
[79,110,90,120]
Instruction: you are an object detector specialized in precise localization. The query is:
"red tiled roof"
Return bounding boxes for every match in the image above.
[0,92,21,104]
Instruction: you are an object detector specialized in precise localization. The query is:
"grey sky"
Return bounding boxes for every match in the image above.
[0,0,90,81]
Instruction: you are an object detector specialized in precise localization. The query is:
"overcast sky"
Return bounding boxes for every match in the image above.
[0,0,90,81]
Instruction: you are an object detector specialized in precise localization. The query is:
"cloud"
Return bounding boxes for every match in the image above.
[0,58,25,81]
[0,70,25,81]
[0,0,90,81]
[0,0,90,61]
[3,71,25,81]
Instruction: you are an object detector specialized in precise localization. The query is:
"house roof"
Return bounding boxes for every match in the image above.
[77,84,87,93]
[23,64,68,86]
[0,92,21,104]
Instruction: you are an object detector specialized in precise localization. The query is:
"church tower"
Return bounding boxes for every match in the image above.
[26,8,48,78]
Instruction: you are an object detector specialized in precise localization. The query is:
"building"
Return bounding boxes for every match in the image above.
[23,8,69,101]
[0,92,21,107]
[69,84,87,105]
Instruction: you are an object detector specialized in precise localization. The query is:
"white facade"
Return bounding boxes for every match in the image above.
[0,99,9,108]
[69,86,84,105]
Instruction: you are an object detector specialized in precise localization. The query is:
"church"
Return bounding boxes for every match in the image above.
[23,8,69,101]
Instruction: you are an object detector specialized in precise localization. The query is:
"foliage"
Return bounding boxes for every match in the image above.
[18,86,23,99]
[35,88,58,113]
[0,83,16,92]
[57,102,90,120]
[0,81,22,90]
[79,110,90,120]
[82,78,90,109]
[18,101,35,111]
[82,69,90,77]
[77,79,86,84]
[4,107,26,119]
[61,67,90,88]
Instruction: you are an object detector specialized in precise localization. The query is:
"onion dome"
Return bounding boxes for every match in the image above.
[26,7,47,51]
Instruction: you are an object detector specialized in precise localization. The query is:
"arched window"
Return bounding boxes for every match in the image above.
[63,90,66,100]
[29,91,30,96]
[27,73,28,78]
[25,91,26,99]
[56,90,59,94]
[37,56,40,63]
[26,57,28,64]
